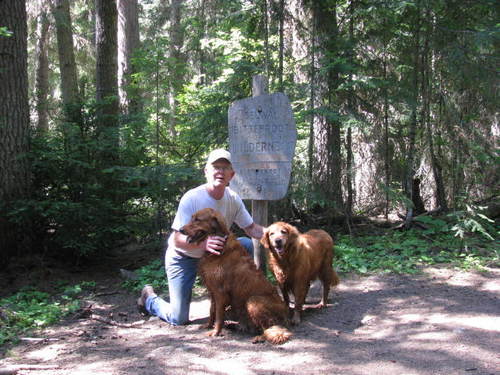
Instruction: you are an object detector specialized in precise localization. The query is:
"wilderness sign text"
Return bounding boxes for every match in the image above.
[228,92,297,200]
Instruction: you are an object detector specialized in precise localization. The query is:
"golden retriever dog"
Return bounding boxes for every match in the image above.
[180,208,292,344]
[261,222,340,325]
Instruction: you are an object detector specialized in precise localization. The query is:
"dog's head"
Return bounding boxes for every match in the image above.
[261,222,299,258]
[179,208,229,244]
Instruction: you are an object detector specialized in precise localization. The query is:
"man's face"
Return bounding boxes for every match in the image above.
[205,159,235,187]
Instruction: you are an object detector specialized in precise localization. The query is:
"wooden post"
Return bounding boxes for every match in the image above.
[251,75,268,270]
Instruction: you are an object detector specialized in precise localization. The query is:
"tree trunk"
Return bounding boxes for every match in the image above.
[382,13,390,219]
[432,91,448,211]
[262,0,270,78]
[35,0,50,133]
[404,4,421,228]
[308,3,316,182]
[278,0,285,91]
[0,0,31,264]
[195,0,207,85]
[311,0,343,213]
[383,57,390,218]
[52,0,81,124]
[425,11,447,212]
[117,0,142,116]
[345,0,358,224]
[167,0,184,138]
[95,0,119,161]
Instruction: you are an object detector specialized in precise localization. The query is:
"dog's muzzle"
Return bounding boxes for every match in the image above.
[273,240,285,255]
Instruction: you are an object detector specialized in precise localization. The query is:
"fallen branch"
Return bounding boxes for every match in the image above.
[19,337,60,342]
[90,314,147,329]
[94,291,120,297]
[0,364,60,374]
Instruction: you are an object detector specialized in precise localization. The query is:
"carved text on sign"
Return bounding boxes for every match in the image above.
[228,93,297,200]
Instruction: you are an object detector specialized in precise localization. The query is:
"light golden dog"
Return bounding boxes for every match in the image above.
[261,222,340,324]
[180,208,292,344]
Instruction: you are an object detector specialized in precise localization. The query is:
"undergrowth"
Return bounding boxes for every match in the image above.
[123,218,498,290]
[336,216,499,274]
[0,282,95,346]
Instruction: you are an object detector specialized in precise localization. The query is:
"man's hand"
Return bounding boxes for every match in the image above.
[201,235,226,255]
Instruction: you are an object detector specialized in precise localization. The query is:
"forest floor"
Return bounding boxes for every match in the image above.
[0,243,499,375]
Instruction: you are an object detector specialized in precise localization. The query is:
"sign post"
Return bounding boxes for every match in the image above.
[228,75,297,269]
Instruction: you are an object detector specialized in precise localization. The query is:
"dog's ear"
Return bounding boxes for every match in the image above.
[260,227,270,248]
[287,223,300,242]
[212,212,229,235]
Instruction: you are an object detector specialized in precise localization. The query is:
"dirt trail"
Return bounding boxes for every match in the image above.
[1,266,499,375]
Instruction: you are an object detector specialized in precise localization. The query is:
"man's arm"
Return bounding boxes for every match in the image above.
[172,230,225,255]
[243,222,264,240]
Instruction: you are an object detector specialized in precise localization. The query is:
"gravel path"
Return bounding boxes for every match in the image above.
[1,266,499,375]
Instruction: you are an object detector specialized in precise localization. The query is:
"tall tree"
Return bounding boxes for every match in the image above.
[0,0,31,263]
[404,1,421,227]
[167,0,184,138]
[52,0,81,124]
[311,0,344,213]
[34,0,50,133]
[117,0,142,115]
[95,0,119,161]
[278,0,285,91]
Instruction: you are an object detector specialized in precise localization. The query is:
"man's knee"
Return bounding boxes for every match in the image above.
[237,237,267,273]
[237,237,254,257]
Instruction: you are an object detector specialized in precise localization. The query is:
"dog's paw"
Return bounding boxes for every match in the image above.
[251,335,266,344]
[206,329,224,337]
[291,312,301,325]
[201,322,214,330]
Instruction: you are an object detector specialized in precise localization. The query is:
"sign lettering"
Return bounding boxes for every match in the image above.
[228,93,297,200]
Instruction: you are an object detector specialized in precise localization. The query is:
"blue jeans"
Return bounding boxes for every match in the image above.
[145,237,254,325]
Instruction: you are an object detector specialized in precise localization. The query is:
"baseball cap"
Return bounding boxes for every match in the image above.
[206,149,232,165]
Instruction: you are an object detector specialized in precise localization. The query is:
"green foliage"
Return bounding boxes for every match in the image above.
[122,259,168,292]
[0,283,95,346]
[448,204,496,242]
[336,218,498,274]
[9,0,497,269]
[0,26,13,37]
[5,101,200,261]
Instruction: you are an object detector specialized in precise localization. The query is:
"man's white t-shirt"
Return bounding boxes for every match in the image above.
[167,184,253,258]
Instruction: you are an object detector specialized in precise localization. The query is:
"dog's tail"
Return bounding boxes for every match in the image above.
[331,269,340,287]
[253,325,292,345]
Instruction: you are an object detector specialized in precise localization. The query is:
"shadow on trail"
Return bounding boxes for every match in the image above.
[1,267,498,375]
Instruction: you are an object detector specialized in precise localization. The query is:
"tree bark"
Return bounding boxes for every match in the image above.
[278,0,285,91]
[343,0,357,224]
[0,0,31,264]
[167,0,184,138]
[95,0,119,160]
[117,0,142,115]
[52,0,81,124]
[35,0,50,133]
[311,0,344,213]
[404,3,421,228]
[424,10,447,211]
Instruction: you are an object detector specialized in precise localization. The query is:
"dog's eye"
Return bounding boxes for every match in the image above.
[280,230,288,234]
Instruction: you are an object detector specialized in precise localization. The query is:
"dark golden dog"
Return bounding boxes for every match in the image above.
[261,222,340,324]
[180,208,292,344]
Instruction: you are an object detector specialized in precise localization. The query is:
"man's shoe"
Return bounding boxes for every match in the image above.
[137,285,157,315]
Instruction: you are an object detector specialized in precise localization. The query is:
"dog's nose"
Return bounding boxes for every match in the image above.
[275,239,282,247]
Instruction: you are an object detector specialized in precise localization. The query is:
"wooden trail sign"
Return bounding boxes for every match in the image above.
[228,75,297,271]
[228,92,297,200]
